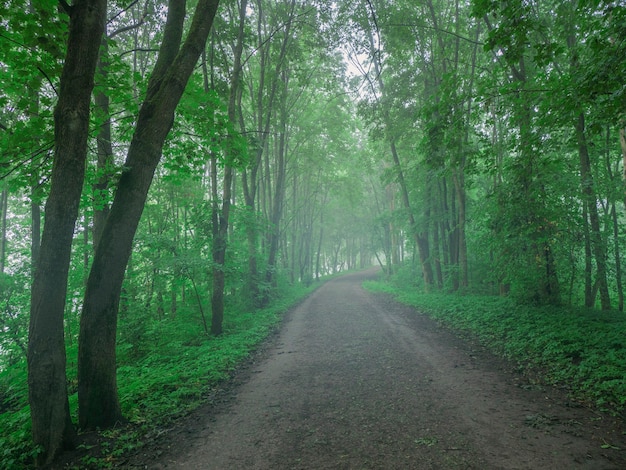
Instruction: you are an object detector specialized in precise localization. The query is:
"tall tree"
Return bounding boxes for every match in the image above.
[240,0,297,306]
[78,0,221,429]
[27,0,107,464]
[357,1,435,288]
[475,0,561,304]
[0,187,7,273]
[210,0,247,336]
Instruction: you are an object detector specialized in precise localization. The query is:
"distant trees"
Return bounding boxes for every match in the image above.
[340,0,479,291]
[341,0,626,308]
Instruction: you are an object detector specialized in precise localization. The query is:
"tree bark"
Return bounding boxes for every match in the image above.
[78,0,221,430]
[93,31,114,248]
[242,0,296,305]
[582,201,594,307]
[28,0,107,464]
[0,188,7,274]
[616,127,626,304]
[315,204,325,280]
[390,141,434,287]
[210,0,246,336]
[453,170,468,288]
[31,188,41,281]
[611,202,623,310]
[576,112,610,310]
[264,77,289,297]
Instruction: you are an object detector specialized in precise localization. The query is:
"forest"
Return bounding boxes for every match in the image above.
[1,0,625,467]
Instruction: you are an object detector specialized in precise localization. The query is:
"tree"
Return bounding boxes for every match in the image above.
[0,186,6,273]
[474,0,562,304]
[78,0,221,429]
[4,0,626,464]
[27,0,107,464]
[345,1,436,288]
[210,0,247,336]
[239,0,299,306]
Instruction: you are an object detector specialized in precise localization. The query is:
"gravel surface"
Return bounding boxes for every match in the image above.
[134,269,626,469]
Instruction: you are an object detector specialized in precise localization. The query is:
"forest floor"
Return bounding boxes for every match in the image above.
[120,269,625,469]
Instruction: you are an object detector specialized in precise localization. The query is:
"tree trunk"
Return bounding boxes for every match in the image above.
[242,0,296,305]
[28,0,107,463]
[78,0,221,430]
[31,189,41,279]
[453,170,468,288]
[240,0,268,307]
[582,201,594,307]
[210,0,245,335]
[0,187,7,274]
[264,82,288,297]
[617,129,626,301]
[290,166,298,284]
[611,202,623,310]
[576,112,610,309]
[365,20,433,287]
[605,128,624,311]
[315,207,324,280]
[390,141,434,287]
[432,218,443,288]
[93,32,114,248]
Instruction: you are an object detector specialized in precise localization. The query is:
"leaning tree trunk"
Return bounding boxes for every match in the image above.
[78,0,221,430]
[93,31,114,248]
[365,22,434,288]
[28,0,107,464]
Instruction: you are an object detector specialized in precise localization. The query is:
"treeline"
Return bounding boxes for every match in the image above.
[342,0,626,307]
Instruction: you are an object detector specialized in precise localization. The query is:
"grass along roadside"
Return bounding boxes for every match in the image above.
[0,280,321,469]
[364,280,626,415]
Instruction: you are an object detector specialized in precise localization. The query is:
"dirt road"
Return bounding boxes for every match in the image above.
[144,269,626,469]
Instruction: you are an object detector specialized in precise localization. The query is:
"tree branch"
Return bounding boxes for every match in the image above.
[108,0,141,24]
[386,23,484,46]
[109,0,150,39]
[37,66,58,96]
[58,0,71,14]
[120,47,160,58]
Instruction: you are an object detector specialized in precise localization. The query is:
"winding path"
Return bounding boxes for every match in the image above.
[146,269,626,469]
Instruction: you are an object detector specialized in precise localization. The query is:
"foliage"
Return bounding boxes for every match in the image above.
[0,280,318,468]
[2,0,626,464]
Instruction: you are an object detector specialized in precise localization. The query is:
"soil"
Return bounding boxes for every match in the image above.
[74,269,626,469]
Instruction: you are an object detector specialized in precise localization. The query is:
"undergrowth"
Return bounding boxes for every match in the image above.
[0,281,318,469]
[364,280,626,414]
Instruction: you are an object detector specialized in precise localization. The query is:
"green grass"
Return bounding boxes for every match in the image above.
[0,281,318,469]
[364,280,626,413]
